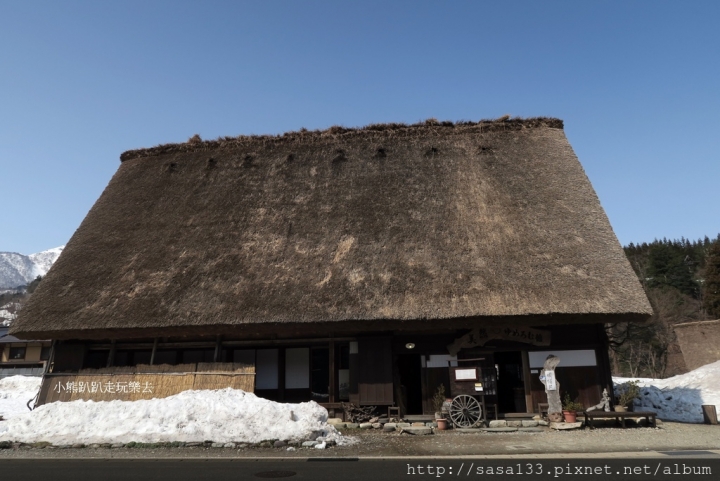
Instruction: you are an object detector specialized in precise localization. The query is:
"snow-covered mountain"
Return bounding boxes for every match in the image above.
[28,246,65,276]
[0,246,65,289]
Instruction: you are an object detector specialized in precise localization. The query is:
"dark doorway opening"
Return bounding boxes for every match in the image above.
[311,348,329,403]
[398,354,423,415]
[494,351,526,413]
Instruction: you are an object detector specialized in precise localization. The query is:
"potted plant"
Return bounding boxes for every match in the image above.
[432,384,446,420]
[615,380,640,412]
[562,393,584,423]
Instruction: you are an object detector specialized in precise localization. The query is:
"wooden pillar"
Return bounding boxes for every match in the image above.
[150,338,158,365]
[596,324,614,401]
[521,350,533,413]
[106,340,116,368]
[278,348,286,402]
[43,340,57,375]
[214,335,222,362]
[328,340,336,403]
[348,341,359,404]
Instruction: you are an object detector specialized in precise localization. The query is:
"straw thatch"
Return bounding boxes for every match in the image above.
[12,117,651,339]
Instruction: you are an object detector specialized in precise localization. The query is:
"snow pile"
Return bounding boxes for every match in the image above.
[613,360,720,423]
[0,385,348,446]
[0,376,41,419]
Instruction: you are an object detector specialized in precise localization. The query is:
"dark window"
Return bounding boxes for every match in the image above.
[113,350,129,367]
[84,350,109,369]
[9,347,26,360]
[339,345,350,369]
[181,349,215,364]
[112,349,154,367]
[311,348,329,401]
[132,350,153,366]
[153,350,178,365]
[40,346,52,361]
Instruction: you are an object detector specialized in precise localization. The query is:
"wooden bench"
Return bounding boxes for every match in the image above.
[583,410,657,429]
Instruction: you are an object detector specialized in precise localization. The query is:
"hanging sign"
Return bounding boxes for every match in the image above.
[454,368,478,381]
[544,370,557,391]
[447,326,551,356]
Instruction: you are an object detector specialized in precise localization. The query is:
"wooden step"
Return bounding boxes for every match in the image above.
[503,412,537,419]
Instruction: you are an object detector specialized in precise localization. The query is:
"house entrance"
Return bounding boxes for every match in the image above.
[397,354,423,415]
[494,351,526,413]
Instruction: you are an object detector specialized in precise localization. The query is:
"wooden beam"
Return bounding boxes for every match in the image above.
[329,340,336,403]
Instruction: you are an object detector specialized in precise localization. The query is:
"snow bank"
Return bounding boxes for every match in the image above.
[0,383,348,446]
[613,360,720,423]
[0,375,41,419]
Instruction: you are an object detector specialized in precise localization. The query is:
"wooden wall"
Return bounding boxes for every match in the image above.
[357,337,394,405]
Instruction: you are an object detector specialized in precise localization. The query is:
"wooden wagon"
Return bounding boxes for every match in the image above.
[446,358,488,428]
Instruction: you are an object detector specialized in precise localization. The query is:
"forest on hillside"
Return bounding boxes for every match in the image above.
[609,234,720,378]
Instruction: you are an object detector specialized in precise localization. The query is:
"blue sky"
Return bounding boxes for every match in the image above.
[1,1,718,254]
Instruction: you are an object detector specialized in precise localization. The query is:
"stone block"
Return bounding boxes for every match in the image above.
[488,420,507,428]
[402,426,433,435]
[359,423,373,429]
[521,420,539,427]
[549,422,582,430]
[507,420,522,427]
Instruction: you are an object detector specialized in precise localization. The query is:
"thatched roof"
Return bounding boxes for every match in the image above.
[12,117,651,339]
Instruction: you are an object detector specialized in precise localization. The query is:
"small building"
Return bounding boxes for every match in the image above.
[0,327,51,379]
[10,118,651,417]
[674,320,720,371]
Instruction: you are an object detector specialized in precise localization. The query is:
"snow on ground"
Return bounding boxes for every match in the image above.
[0,376,41,420]
[0,378,348,446]
[613,360,720,423]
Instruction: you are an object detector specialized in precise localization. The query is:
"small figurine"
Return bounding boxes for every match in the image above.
[587,388,611,412]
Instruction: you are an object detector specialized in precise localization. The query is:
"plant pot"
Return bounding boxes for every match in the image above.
[562,410,577,423]
[436,418,448,430]
[613,405,627,412]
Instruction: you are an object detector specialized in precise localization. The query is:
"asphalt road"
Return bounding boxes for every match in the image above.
[2,457,720,481]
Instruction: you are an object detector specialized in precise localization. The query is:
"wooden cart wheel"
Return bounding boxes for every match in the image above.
[449,394,483,428]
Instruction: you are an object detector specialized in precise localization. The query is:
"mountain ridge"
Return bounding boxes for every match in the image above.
[0,246,65,289]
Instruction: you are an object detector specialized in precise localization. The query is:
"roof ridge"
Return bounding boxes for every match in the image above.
[120,116,563,162]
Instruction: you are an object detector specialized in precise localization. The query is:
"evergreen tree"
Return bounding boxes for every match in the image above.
[647,242,698,297]
[703,242,720,318]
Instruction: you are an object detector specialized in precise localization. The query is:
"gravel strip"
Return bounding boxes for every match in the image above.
[0,422,718,458]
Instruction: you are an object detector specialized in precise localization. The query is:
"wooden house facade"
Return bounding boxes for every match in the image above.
[10,118,652,417]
